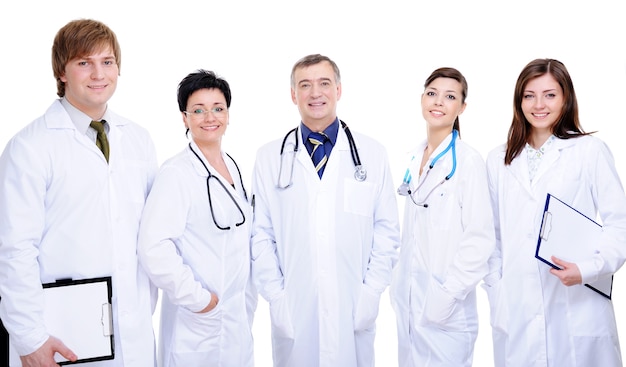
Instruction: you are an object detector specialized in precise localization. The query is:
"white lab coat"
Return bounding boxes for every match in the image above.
[138,140,255,367]
[250,125,400,367]
[0,100,158,366]
[390,134,495,367]
[484,135,626,367]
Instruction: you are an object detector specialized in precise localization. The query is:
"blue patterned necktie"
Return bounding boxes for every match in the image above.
[308,132,328,178]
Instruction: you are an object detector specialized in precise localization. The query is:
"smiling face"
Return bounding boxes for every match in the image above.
[521,73,564,138]
[60,46,118,120]
[183,88,229,148]
[291,61,341,131]
[421,77,466,133]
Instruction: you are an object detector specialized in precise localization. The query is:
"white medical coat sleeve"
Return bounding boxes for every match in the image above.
[138,163,212,312]
[575,138,626,284]
[444,151,495,299]
[362,148,400,294]
[250,153,284,302]
[484,145,505,286]
[0,134,50,355]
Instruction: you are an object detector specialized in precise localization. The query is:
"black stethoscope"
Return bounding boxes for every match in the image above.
[397,129,458,208]
[277,120,367,189]
[188,143,247,230]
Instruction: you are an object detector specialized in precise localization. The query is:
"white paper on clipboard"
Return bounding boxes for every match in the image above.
[9,276,114,366]
[535,193,613,299]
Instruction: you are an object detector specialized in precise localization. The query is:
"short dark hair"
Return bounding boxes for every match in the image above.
[177,69,232,112]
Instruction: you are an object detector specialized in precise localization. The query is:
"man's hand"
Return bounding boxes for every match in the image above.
[20,336,77,367]
[549,256,582,286]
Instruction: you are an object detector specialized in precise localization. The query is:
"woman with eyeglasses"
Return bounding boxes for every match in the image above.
[390,67,495,367]
[137,69,255,367]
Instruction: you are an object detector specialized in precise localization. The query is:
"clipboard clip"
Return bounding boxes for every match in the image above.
[101,303,113,337]
[540,211,553,241]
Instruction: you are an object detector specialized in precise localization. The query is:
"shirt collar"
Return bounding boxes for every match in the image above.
[300,117,340,146]
[60,97,110,134]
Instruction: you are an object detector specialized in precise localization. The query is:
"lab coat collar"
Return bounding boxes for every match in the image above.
[529,136,576,185]
[405,131,455,179]
[505,136,577,193]
[43,99,75,129]
[295,121,351,180]
[45,99,129,130]
[188,140,215,178]
[187,140,237,185]
[42,100,124,165]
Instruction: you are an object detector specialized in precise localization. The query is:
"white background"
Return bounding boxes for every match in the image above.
[1,1,625,366]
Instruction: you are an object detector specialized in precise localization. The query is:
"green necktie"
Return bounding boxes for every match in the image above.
[90,120,109,163]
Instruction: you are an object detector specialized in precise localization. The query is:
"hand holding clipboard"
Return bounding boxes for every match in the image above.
[535,193,613,299]
[8,277,114,366]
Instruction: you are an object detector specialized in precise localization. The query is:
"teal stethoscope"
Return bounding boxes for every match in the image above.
[277,120,367,189]
[397,129,458,208]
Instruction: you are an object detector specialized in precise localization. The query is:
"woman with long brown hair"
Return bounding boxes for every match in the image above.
[484,58,626,366]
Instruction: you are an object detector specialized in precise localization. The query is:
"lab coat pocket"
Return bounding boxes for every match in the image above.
[481,279,508,333]
[117,159,151,203]
[427,187,454,231]
[269,291,295,340]
[420,278,461,331]
[344,180,375,217]
[170,304,223,364]
[353,284,380,331]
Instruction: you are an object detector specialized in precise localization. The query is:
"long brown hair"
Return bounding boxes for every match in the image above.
[504,58,591,165]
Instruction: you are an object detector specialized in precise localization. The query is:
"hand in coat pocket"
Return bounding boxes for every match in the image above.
[420,278,458,330]
[269,291,295,339]
[353,284,381,331]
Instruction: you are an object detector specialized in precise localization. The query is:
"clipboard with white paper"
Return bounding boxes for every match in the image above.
[9,277,115,365]
[535,193,613,299]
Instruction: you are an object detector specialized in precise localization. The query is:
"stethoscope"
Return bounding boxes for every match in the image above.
[397,129,458,208]
[277,120,367,189]
[189,143,247,230]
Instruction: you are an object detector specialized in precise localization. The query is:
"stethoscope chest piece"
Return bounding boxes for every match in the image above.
[397,182,411,196]
[354,165,367,182]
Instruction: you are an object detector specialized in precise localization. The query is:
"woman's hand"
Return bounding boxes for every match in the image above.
[197,292,219,313]
[549,256,582,286]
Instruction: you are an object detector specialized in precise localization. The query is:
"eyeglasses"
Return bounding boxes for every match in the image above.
[184,106,228,121]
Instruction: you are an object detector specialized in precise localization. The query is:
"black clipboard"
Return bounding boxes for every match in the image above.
[41,277,115,365]
[9,277,115,365]
[535,193,613,299]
